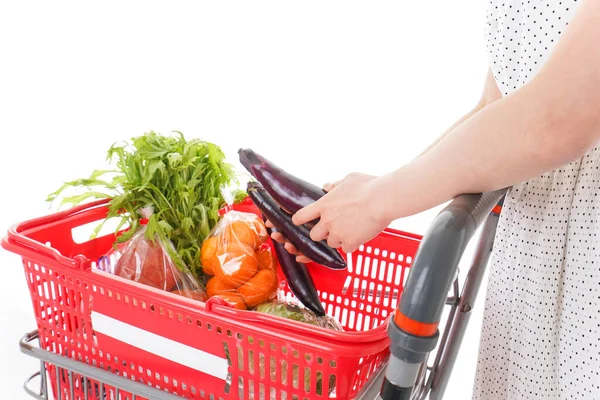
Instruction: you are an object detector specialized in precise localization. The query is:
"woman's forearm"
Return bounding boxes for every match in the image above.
[417,68,502,158]
[374,79,600,222]
[416,104,483,158]
[376,86,600,221]
[374,90,553,220]
[373,0,600,223]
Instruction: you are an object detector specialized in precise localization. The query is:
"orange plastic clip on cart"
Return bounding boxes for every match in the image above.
[2,189,506,400]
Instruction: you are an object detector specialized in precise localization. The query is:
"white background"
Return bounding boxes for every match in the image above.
[0,1,490,398]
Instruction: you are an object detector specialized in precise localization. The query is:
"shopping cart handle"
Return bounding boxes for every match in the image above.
[397,190,506,329]
[380,189,507,399]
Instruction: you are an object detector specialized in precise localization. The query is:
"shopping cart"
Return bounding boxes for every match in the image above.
[3,189,506,400]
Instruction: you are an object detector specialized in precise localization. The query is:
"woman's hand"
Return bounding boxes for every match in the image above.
[265,173,391,260]
[265,219,314,263]
[264,179,345,263]
[292,173,392,254]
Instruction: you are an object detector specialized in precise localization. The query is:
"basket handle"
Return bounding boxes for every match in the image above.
[2,198,260,271]
[2,199,110,269]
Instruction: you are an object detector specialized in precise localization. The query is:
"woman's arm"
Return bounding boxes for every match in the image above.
[417,67,502,157]
[374,0,600,221]
[293,0,600,253]
[267,69,501,261]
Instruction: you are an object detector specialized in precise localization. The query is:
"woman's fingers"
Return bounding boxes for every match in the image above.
[271,231,301,255]
[308,221,329,242]
[323,182,336,192]
[282,242,312,263]
[296,255,313,263]
[294,178,343,225]
[270,231,287,244]
[292,201,322,226]
[327,234,342,249]
[283,241,297,254]
[270,226,309,258]
[323,178,343,192]
[266,203,331,263]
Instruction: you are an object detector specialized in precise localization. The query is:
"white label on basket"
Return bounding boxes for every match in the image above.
[91,311,228,380]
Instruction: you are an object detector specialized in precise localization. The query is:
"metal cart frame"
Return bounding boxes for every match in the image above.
[17,190,506,400]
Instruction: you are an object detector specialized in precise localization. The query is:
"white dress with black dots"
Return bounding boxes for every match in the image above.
[472,1,600,399]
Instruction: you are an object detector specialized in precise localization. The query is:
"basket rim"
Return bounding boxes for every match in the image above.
[2,198,423,352]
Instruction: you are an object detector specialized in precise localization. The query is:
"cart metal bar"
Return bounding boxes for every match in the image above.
[381,190,507,399]
[353,360,387,400]
[428,196,504,399]
[424,284,460,390]
[19,330,184,400]
[20,329,390,400]
[24,370,47,400]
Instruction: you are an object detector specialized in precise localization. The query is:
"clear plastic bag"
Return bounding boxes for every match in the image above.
[99,206,207,302]
[200,210,277,310]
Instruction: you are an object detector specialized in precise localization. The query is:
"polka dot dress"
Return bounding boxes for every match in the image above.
[472,1,600,399]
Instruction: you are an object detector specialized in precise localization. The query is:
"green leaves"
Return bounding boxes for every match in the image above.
[48,130,245,277]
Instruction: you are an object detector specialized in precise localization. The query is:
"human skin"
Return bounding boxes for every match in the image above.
[281,0,600,255]
[267,67,503,261]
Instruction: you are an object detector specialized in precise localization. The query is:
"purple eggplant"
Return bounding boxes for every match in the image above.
[265,223,326,316]
[238,149,326,221]
[247,182,347,270]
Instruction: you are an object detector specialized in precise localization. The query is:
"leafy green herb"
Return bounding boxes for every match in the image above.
[48,131,247,277]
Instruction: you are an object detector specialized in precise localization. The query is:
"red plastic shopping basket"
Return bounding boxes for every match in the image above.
[2,197,422,400]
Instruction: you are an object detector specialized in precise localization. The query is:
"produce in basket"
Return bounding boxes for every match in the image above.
[170,288,208,302]
[238,148,325,223]
[103,206,207,299]
[261,299,340,396]
[266,224,325,316]
[248,298,342,397]
[213,292,247,310]
[47,131,247,278]
[200,211,277,309]
[224,337,337,398]
[254,300,344,331]
[247,182,347,270]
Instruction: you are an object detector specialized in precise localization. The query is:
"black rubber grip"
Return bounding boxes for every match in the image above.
[380,377,413,400]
